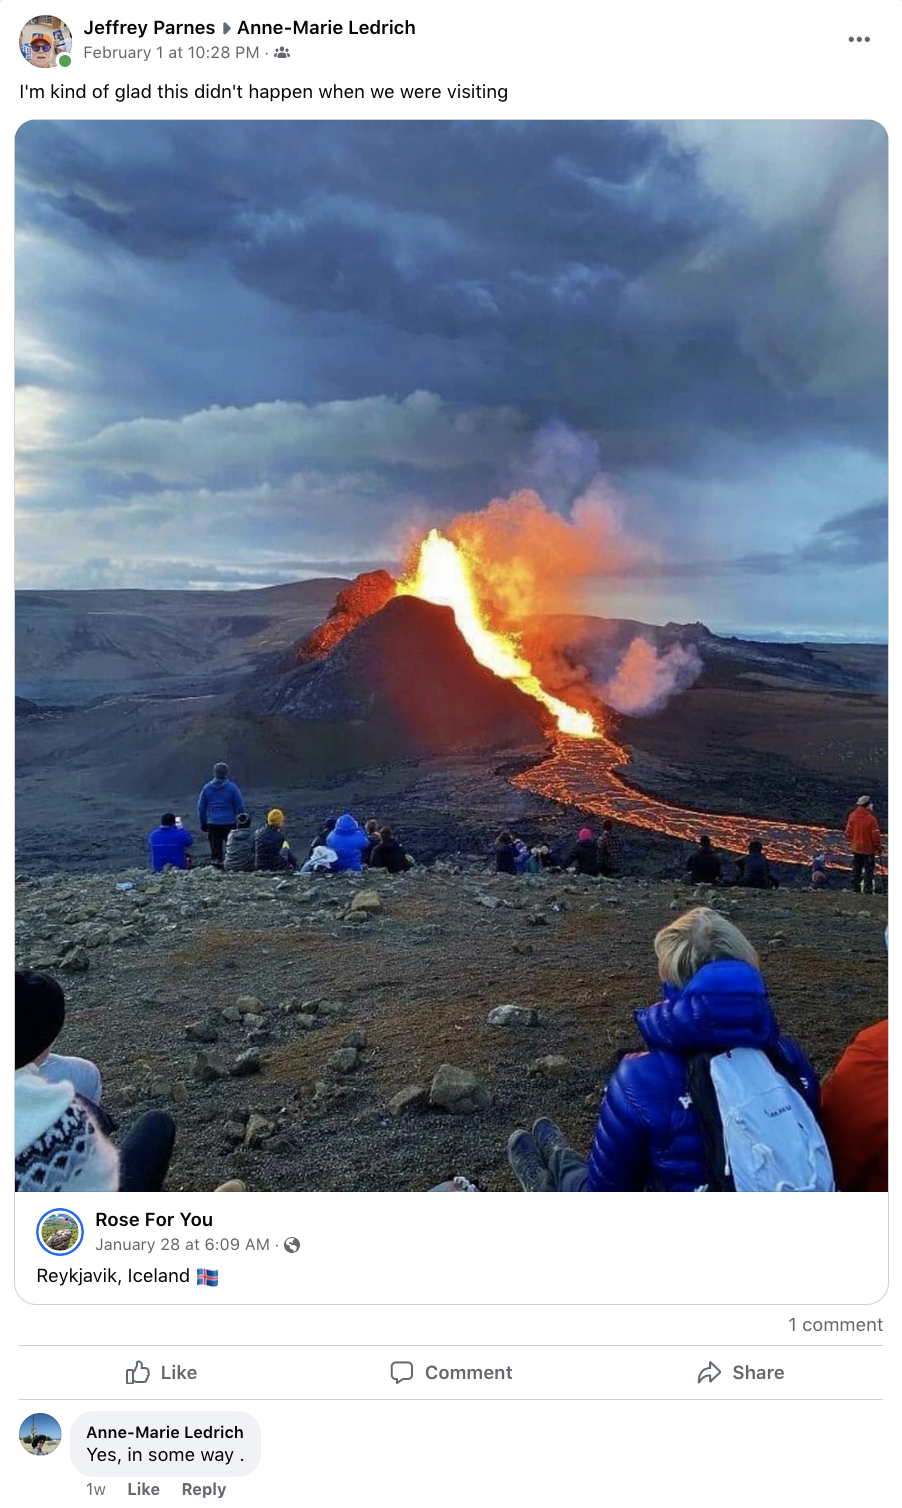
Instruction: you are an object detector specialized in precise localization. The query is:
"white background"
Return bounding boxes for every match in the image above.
[5,1,894,1501]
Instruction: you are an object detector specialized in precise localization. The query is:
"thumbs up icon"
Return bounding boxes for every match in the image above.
[126,1360,150,1384]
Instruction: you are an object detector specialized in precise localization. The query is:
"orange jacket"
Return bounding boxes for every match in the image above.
[820,1020,888,1192]
[844,806,882,856]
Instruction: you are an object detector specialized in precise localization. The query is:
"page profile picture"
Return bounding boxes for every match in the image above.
[37,1207,84,1254]
[20,1412,62,1456]
[20,16,72,68]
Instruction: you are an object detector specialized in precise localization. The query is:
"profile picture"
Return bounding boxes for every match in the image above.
[37,1207,84,1253]
[20,16,71,67]
[20,1412,62,1456]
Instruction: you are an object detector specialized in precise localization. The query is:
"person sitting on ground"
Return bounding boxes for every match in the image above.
[370,825,413,874]
[810,853,829,890]
[325,813,370,872]
[507,907,826,1192]
[197,761,246,868]
[254,809,298,871]
[15,971,175,1193]
[732,839,778,889]
[531,844,551,870]
[571,827,599,876]
[224,811,255,872]
[495,831,517,874]
[844,795,882,895]
[513,837,532,874]
[300,844,338,876]
[597,818,624,877]
[685,833,722,885]
[148,812,194,873]
[363,818,381,864]
[310,816,337,856]
[820,1017,888,1192]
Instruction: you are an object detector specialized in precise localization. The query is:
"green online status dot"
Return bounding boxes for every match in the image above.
[59,54,71,67]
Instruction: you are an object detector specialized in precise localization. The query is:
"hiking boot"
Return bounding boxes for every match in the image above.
[532,1116,570,1166]
[507,1129,550,1191]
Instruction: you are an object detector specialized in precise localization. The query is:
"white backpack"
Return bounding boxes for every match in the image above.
[688,1048,835,1192]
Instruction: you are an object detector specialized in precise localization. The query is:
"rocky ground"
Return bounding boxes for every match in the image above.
[15,862,887,1193]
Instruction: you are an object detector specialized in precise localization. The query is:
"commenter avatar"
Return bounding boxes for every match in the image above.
[20,15,72,67]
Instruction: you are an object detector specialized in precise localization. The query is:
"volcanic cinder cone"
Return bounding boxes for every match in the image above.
[294,569,397,661]
[252,595,551,753]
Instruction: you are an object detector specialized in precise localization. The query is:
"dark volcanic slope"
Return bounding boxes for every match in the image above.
[248,595,550,753]
[15,579,347,702]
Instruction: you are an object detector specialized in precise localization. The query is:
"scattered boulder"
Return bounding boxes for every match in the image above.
[429,1063,491,1115]
[215,1179,247,1192]
[185,1021,219,1044]
[388,1084,430,1116]
[342,1028,368,1049]
[350,890,381,913]
[235,995,265,1015]
[230,1048,262,1077]
[526,913,549,927]
[527,1054,571,1077]
[343,909,369,926]
[192,1051,227,1083]
[325,1046,360,1074]
[244,1114,275,1146]
[220,1005,242,1023]
[59,945,89,972]
[487,1004,539,1029]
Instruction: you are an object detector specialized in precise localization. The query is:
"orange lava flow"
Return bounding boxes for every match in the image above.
[397,528,597,738]
[515,734,854,868]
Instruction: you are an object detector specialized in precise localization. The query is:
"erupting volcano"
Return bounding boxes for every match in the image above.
[397,529,597,739]
[276,502,885,870]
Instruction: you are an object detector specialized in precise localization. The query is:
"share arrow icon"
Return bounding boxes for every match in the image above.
[697,1361,721,1384]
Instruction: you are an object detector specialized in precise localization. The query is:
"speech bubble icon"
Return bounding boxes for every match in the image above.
[390,1361,414,1385]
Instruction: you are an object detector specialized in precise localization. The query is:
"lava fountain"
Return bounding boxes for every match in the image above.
[396,526,866,868]
[397,528,597,738]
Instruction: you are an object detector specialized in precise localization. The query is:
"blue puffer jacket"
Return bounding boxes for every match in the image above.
[326,814,370,872]
[585,960,820,1192]
[148,825,193,872]
[197,777,245,827]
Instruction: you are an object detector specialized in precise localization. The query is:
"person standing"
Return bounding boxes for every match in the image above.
[197,761,246,868]
[597,818,624,877]
[844,795,882,895]
[820,1019,888,1192]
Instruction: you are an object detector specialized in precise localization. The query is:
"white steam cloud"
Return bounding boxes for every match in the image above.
[601,638,702,716]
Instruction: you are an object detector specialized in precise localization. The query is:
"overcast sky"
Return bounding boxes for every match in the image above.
[15,120,887,636]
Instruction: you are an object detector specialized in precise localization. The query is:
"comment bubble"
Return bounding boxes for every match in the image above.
[70,1412,260,1476]
[390,1361,414,1384]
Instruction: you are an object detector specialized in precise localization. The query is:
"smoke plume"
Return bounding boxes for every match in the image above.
[601,638,702,716]
[440,486,656,622]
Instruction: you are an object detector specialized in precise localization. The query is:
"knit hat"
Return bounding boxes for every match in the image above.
[16,970,66,1069]
[267,808,285,826]
[236,812,251,828]
[856,794,872,807]
[213,762,229,779]
[578,827,593,841]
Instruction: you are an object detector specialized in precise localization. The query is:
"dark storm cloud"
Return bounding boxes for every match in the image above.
[14,121,887,631]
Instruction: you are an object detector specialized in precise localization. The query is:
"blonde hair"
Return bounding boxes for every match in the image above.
[654,906,759,987]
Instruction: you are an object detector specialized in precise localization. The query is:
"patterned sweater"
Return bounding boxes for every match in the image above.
[15,1068,119,1193]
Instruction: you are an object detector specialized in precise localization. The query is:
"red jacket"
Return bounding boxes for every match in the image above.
[844,806,882,856]
[820,1020,888,1192]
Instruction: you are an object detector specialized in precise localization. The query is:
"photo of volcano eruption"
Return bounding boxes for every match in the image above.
[15,122,887,1194]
